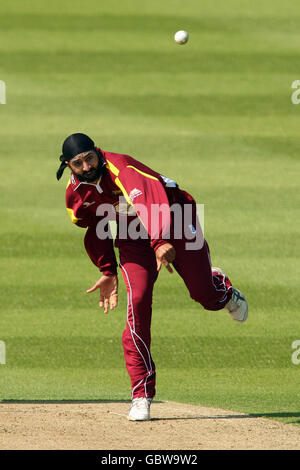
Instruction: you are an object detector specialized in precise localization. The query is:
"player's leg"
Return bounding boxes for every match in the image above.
[118,240,158,417]
[170,193,248,320]
[172,236,232,310]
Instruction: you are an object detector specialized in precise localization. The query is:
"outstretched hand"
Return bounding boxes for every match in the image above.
[155,243,176,274]
[86,274,118,314]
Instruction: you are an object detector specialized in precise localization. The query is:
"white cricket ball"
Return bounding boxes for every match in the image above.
[174,30,189,45]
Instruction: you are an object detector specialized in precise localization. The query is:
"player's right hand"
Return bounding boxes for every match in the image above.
[86,274,118,314]
[155,243,176,274]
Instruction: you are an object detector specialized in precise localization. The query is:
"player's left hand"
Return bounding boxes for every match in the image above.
[86,274,118,314]
[156,243,176,273]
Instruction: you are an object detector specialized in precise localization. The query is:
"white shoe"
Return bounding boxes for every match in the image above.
[212,267,248,322]
[128,397,152,421]
[226,287,248,322]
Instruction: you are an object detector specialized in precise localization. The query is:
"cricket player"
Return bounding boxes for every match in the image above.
[57,133,248,421]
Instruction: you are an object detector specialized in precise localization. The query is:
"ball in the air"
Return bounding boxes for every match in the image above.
[174,30,189,45]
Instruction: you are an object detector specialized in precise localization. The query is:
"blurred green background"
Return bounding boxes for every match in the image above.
[0,0,299,425]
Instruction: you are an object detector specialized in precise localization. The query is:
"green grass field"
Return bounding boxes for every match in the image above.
[0,0,300,426]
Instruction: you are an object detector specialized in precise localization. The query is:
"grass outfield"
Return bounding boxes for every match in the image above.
[0,0,300,426]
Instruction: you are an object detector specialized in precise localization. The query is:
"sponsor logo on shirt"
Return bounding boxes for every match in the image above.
[129,188,143,202]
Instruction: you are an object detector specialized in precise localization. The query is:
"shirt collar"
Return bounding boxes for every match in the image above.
[72,172,103,194]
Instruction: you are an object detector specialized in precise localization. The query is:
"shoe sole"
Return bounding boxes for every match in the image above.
[234,306,248,322]
[232,311,248,322]
[127,416,151,421]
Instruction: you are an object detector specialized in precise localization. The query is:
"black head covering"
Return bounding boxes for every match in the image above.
[56,133,96,180]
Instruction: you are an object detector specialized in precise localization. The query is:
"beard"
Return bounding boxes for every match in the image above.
[73,154,105,183]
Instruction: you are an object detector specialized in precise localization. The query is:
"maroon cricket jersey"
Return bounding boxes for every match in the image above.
[65,149,183,276]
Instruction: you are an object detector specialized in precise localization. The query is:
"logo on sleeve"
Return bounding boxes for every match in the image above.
[160,175,177,187]
[188,224,197,234]
[129,188,143,202]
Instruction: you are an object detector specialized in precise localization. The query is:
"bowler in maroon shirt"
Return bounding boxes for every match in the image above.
[57,133,248,421]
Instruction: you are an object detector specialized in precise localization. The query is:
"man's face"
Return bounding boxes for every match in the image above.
[67,150,102,183]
